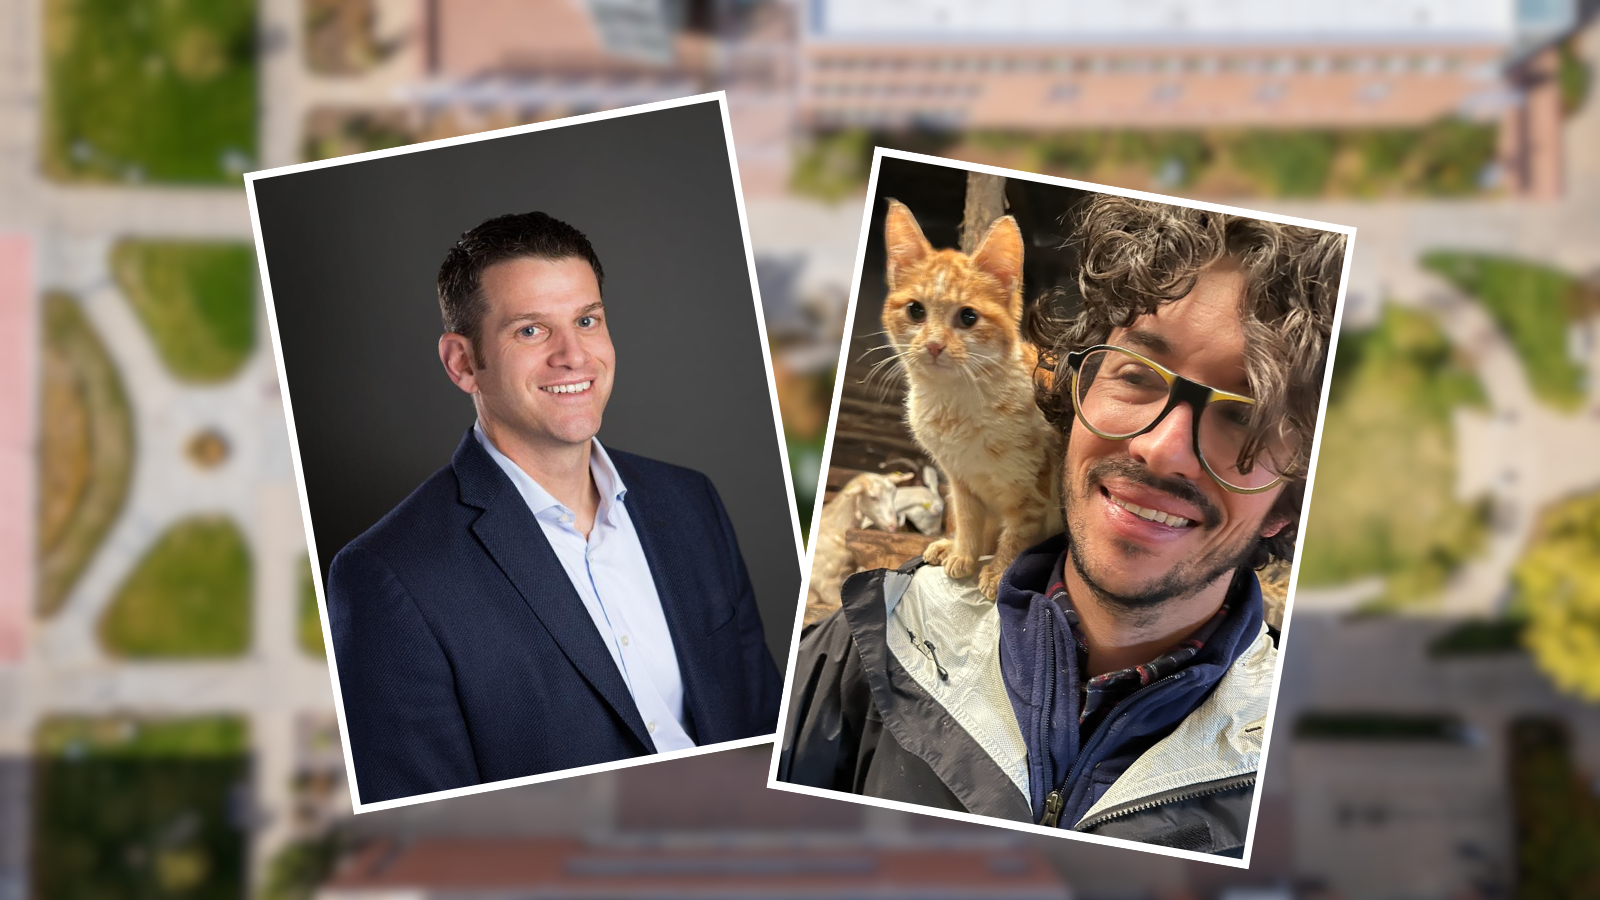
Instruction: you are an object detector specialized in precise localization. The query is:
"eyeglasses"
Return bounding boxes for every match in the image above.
[1066,344,1286,494]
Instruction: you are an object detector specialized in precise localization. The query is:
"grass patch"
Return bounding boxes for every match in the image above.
[303,109,415,162]
[42,0,256,184]
[299,554,325,658]
[1423,253,1587,411]
[1299,305,1490,605]
[1514,491,1600,702]
[99,516,252,658]
[1510,718,1600,899]
[1560,39,1591,118]
[790,129,957,201]
[305,0,387,75]
[1429,618,1528,657]
[113,240,257,383]
[38,292,135,617]
[38,716,248,758]
[263,833,343,900]
[1230,129,1339,196]
[800,119,1498,199]
[34,716,249,899]
[1295,712,1467,743]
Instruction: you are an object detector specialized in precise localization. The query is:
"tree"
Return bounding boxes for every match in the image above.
[1516,491,1600,702]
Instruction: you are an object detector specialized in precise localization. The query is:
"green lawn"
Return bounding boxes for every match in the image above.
[1423,252,1588,411]
[99,516,252,658]
[1299,305,1490,606]
[43,0,256,183]
[1229,130,1340,197]
[38,716,248,757]
[1514,490,1600,702]
[113,240,257,383]
[34,716,249,899]
[299,555,325,658]
[38,293,135,617]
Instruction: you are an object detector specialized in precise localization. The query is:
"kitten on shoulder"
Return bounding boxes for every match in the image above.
[880,199,1063,599]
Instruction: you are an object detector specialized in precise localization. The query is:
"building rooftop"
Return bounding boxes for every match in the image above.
[805,0,1573,48]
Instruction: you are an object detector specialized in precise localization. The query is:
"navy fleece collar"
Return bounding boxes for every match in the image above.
[994,535,1265,825]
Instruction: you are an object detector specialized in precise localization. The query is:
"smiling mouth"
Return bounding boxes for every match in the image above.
[1103,487,1196,528]
[542,381,592,394]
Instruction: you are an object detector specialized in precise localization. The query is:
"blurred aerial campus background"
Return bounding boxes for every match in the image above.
[2,0,1600,897]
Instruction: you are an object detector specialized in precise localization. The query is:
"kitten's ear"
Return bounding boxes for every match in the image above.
[971,216,1024,301]
[884,199,933,289]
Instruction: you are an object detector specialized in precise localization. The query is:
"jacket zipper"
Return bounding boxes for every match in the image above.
[1037,614,1058,826]
[1073,773,1257,831]
[1039,670,1184,828]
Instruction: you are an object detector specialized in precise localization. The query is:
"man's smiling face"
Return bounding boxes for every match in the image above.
[467,255,615,456]
[1062,263,1286,610]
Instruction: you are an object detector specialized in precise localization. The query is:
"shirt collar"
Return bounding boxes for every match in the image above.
[472,423,628,524]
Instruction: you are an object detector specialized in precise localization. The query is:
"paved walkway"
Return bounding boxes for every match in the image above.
[0,0,350,877]
[0,236,32,665]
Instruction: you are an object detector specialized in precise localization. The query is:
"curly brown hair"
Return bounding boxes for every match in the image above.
[1023,194,1346,567]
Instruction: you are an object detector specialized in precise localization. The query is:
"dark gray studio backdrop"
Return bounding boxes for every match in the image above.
[252,100,800,664]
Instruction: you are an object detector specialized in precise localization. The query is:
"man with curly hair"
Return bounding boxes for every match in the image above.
[779,194,1345,856]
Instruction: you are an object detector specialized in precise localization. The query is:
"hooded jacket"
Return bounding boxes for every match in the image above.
[776,543,1276,855]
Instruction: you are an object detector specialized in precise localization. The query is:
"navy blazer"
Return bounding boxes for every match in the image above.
[327,429,783,804]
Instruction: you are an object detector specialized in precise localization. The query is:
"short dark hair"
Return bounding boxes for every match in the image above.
[1024,194,1345,567]
[437,211,605,365]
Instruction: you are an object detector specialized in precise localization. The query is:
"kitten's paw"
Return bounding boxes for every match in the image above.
[922,539,954,565]
[978,564,1002,601]
[942,552,979,580]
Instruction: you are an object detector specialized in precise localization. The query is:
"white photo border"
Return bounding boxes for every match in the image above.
[243,92,804,815]
[764,146,1358,869]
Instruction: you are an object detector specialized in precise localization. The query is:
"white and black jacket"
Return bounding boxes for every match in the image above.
[777,550,1276,855]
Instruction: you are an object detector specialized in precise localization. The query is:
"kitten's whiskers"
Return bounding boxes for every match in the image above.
[860,344,915,399]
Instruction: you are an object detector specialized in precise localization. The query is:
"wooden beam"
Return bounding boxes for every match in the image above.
[961,172,1008,254]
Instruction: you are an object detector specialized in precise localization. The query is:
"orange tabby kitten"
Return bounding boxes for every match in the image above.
[881,199,1063,599]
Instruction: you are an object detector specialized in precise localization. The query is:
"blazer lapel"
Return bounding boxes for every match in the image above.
[452,431,655,752]
[610,454,726,740]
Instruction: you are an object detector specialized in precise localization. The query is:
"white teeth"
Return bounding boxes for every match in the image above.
[1110,495,1192,528]
[543,381,591,394]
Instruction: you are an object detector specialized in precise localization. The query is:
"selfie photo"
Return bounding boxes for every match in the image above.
[772,149,1354,863]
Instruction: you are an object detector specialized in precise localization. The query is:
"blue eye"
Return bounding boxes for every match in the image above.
[518,325,542,338]
[578,315,596,328]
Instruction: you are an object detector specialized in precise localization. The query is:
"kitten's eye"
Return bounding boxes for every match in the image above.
[906,301,926,323]
[957,307,979,328]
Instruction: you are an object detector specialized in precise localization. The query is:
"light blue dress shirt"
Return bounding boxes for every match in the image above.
[474,424,696,753]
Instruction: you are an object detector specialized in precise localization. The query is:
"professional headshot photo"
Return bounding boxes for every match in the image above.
[245,95,800,811]
[770,150,1353,864]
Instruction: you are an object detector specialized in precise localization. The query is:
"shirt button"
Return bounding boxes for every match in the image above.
[620,635,630,647]
[647,721,657,734]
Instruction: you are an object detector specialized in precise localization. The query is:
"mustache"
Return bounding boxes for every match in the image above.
[1085,458,1222,529]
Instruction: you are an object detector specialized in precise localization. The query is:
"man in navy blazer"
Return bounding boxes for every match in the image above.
[327,211,782,805]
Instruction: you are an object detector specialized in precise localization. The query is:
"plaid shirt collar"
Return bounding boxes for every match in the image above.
[1045,549,1233,732]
